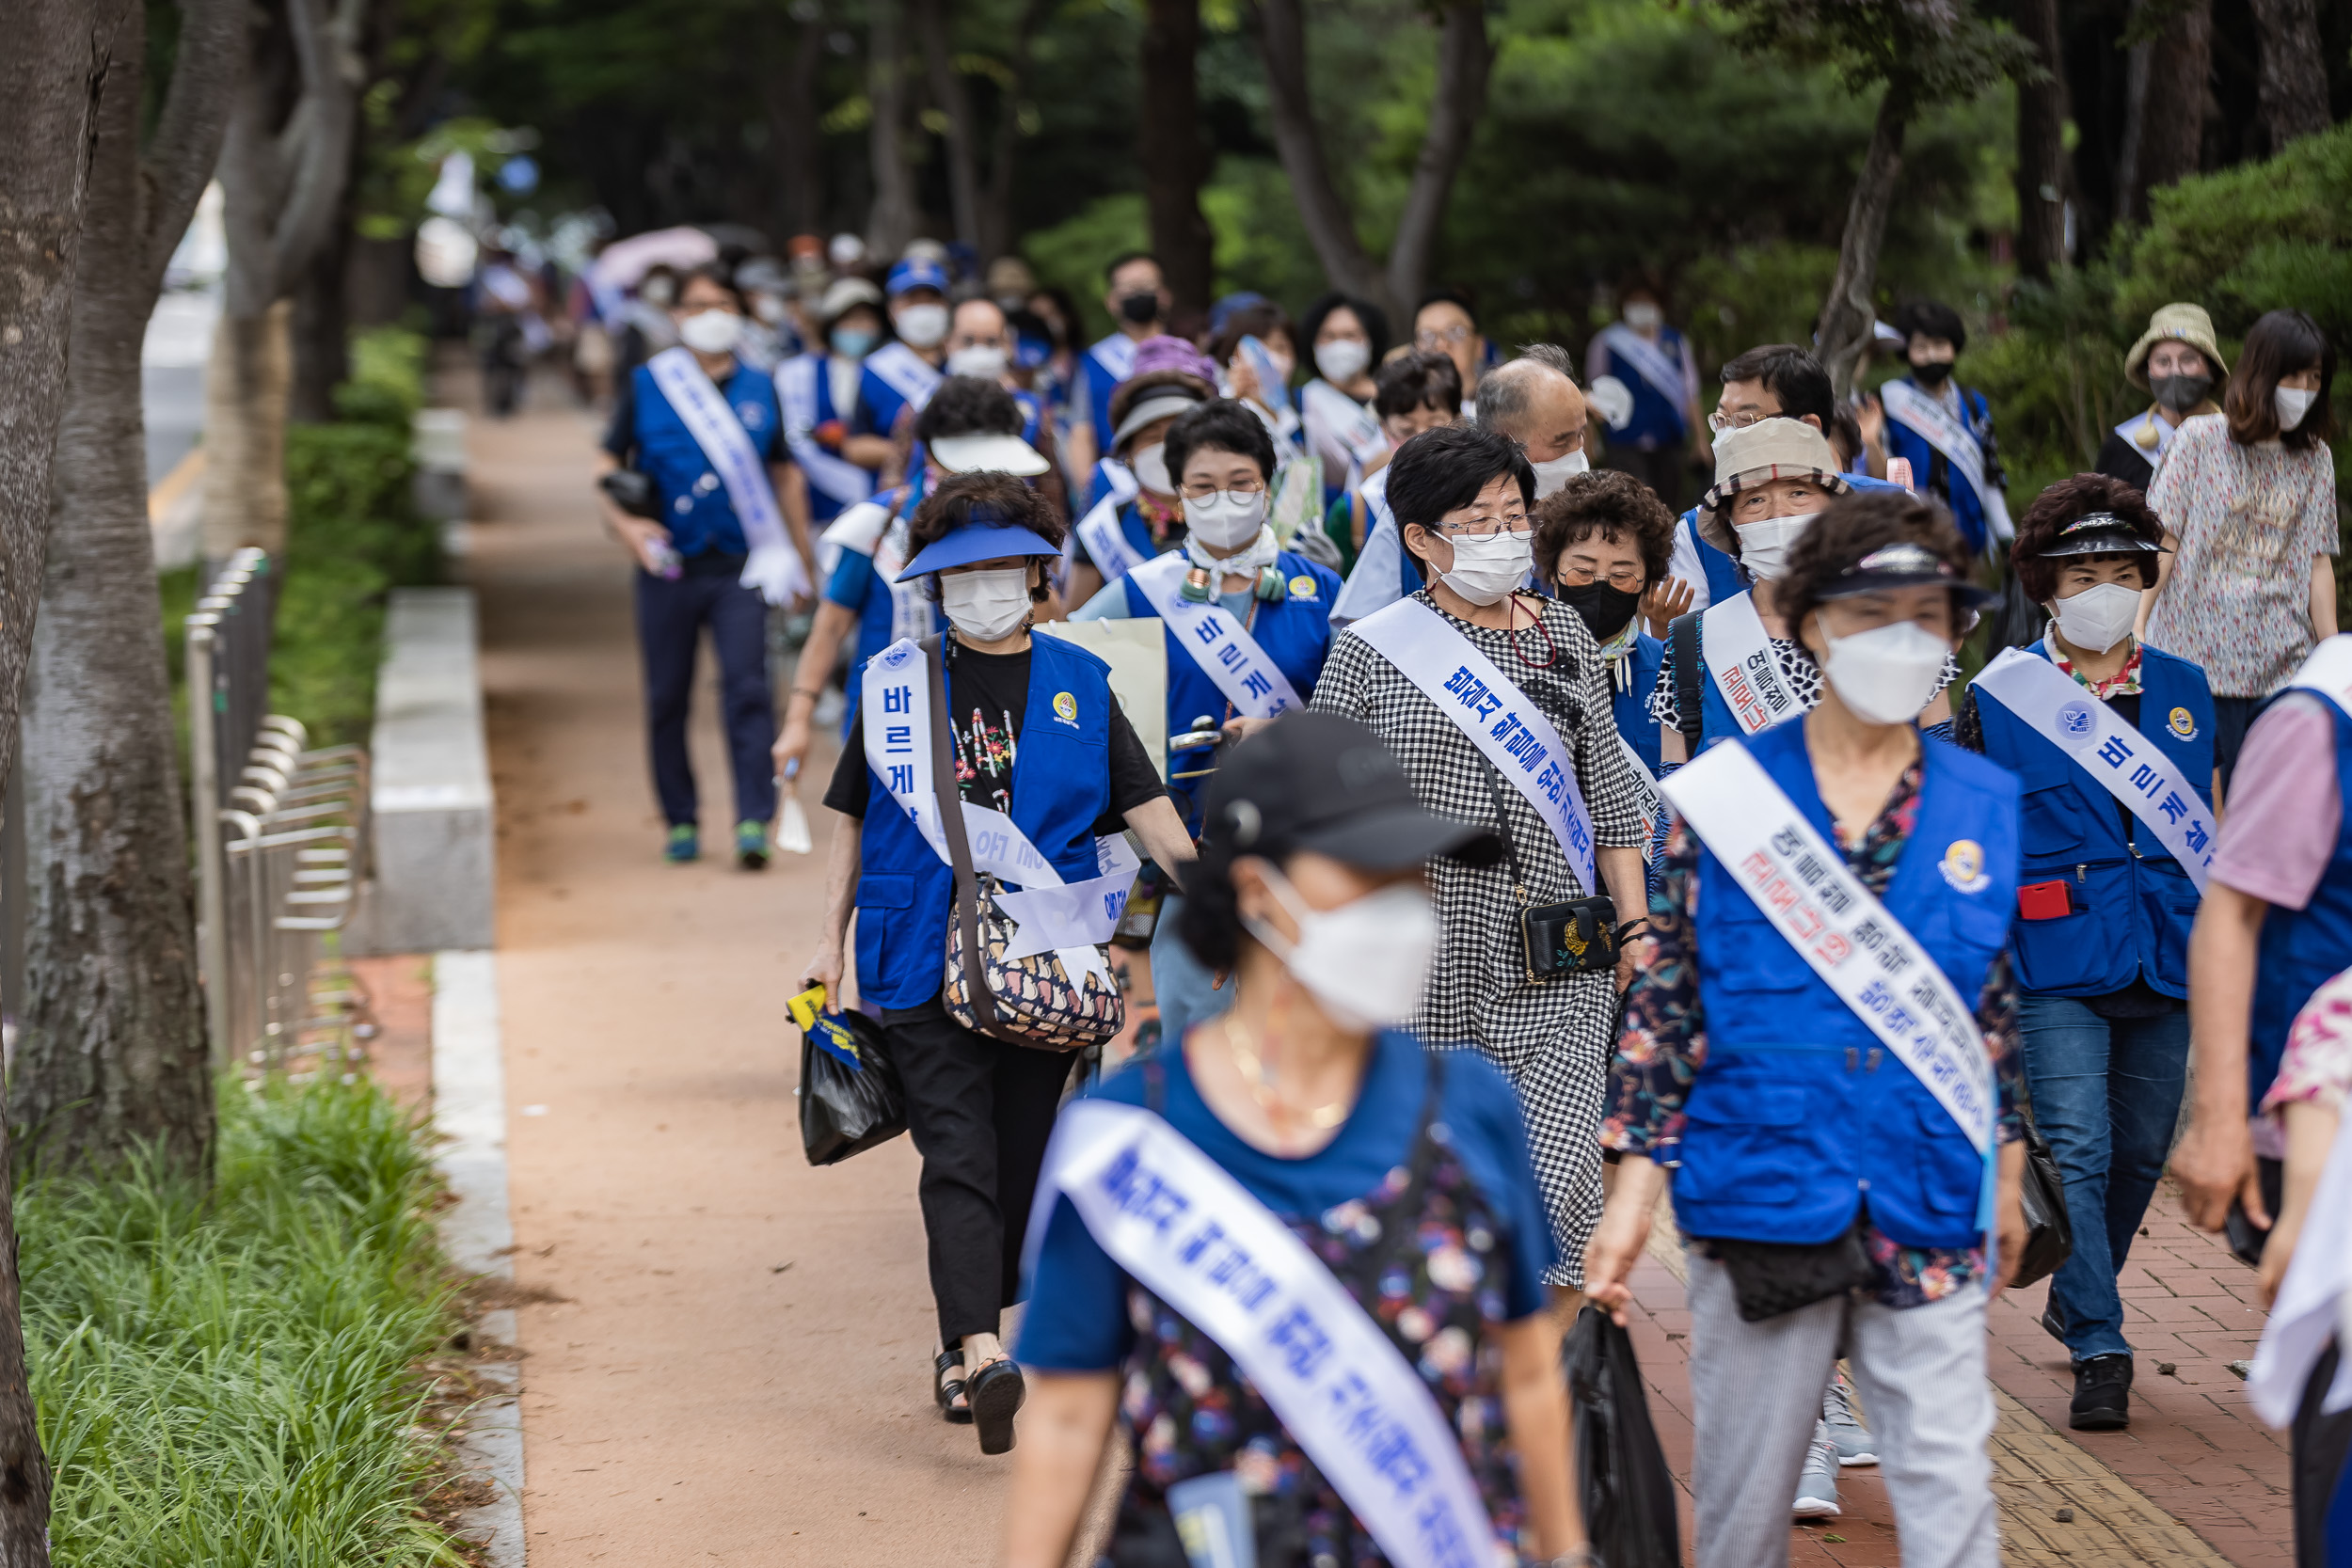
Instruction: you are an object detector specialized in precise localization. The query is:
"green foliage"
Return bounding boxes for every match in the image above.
[1023,193,1148,342]
[334,326,432,432]
[25,1073,468,1567]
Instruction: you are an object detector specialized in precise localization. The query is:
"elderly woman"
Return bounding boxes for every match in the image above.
[1310,422,1649,1287]
[2096,303,2228,493]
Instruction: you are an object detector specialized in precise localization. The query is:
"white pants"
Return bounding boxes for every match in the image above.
[1685,1250,1998,1568]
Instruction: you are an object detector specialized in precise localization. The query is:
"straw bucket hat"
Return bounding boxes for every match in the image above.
[2123,303,2229,390]
[1693,418,1851,556]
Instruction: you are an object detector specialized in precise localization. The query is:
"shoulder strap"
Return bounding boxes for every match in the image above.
[1671,610,1704,754]
[923,636,1019,1043]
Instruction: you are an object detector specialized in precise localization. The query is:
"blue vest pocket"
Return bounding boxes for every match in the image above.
[1909,1097,1985,1219]
[2019,780,2087,859]
[2137,863,2200,993]
[2012,860,2124,994]
[1678,1078,1808,1206]
[854,871,920,1003]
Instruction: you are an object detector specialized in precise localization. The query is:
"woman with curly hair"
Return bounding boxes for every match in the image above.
[1533,469,1677,778]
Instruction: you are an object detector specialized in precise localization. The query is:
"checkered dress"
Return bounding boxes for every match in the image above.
[1311,592,1646,1287]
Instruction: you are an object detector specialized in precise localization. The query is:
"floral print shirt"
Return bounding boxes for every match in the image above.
[2264,965,2352,1121]
[1603,760,2026,1307]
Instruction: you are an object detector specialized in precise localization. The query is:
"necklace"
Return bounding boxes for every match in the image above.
[1220,1012,1348,1132]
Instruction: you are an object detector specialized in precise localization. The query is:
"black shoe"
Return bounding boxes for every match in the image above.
[934,1350,973,1425]
[968,1356,1026,1455]
[2071,1354,2132,1431]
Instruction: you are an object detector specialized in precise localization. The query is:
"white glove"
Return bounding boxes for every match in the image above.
[740,544,808,607]
[1588,374,1636,433]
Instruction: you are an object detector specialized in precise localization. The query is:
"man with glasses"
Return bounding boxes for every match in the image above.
[1413,289,1489,414]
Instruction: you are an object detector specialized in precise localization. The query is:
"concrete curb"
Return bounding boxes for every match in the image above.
[433,949,525,1568]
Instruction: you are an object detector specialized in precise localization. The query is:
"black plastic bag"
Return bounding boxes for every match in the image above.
[1564,1305,1681,1568]
[2010,1118,2075,1288]
[799,1006,907,1165]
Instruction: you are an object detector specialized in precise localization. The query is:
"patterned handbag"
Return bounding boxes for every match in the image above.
[922,639,1125,1052]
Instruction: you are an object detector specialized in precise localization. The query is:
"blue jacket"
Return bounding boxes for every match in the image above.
[1597,327,1692,447]
[1675,719,2019,1248]
[1675,510,1747,607]
[628,358,782,558]
[1611,632,1666,777]
[1883,381,1997,554]
[2251,689,2352,1107]
[1975,641,2212,1000]
[852,635,1116,1010]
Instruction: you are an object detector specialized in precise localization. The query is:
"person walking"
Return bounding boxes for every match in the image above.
[596,262,817,866]
[1071,251,1174,475]
[1413,289,1489,413]
[1061,336,1219,607]
[2097,304,2229,492]
[802,472,1196,1454]
[1586,492,2028,1568]
[1311,422,1650,1286]
[2142,308,2340,784]
[1297,292,1390,512]
[1532,469,1673,784]
[1585,279,1704,511]
[1878,299,2011,554]
[1005,710,1593,1568]
[1327,349,1462,589]
[778,276,886,531]
[851,255,953,457]
[1954,474,2218,1430]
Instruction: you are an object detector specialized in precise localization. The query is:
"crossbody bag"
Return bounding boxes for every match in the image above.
[1472,751,1622,980]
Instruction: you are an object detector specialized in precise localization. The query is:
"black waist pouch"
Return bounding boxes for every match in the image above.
[1705,1217,1875,1323]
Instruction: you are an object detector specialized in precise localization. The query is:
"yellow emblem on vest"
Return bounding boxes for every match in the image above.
[1052,690,1079,725]
[1940,838,1991,894]
[1288,575,1320,599]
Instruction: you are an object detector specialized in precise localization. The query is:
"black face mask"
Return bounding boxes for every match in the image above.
[1118,291,1161,325]
[1910,357,1953,387]
[2152,372,2212,414]
[1557,579,1644,641]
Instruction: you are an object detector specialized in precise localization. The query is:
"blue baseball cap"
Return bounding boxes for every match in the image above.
[886,257,950,297]
[896,515,1061,581]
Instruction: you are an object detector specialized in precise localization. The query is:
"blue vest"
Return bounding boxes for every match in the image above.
[1082,335,1134,456]
[838,485,946,736]
[1975,642,2213,1000]
[1611,632,1665,777]
[788,351,856,526]
[1123,551,1343,830]
[628,358,781,558]
[852,635,1117,1010]
[1601,328,1692,447]
[1676,510,1746,606]
[1676,719,2020,1248]
[856,347,940,442]
[2250,692,2352,1107]
[1883,382,1996,553]
[1013,388,1046,448]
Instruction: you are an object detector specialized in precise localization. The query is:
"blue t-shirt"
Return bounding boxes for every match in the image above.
[1017,1032,1556,1372]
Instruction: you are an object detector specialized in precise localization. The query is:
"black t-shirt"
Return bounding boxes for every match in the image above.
[823,641,1166,836]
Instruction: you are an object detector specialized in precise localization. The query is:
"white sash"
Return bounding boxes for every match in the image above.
[1597,325,1687,409]
[2288,634,2352,721]
[645,348,807,603]
[2112,407,2176,464]
[1881,379,2012,541]
[1087,333,1137,397]
[1030,1099,1506,1568]
[1615,732,1663,855]
[1973,644,2216,889]
[1073,461,1147,583]
[777,353,876,508]
[861,639,1140,985]
[1700,593,1804,736]
[1125,551,1304,721]
[1300,378,1388,480]
[863,341,942,419]
[1329,468,1402,626]
[1662,742,1994,1155]
[1349,597,1599,892]
[869,513,937,646]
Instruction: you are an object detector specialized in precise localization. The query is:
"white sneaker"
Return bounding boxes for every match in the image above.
[1792,1427,1841,1518]
[1822,1370,1879,1465]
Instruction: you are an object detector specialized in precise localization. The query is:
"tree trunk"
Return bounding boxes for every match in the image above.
[2249,0,2330,151]
[200,303,294,559]
[290,186,353,423]
[1383,0,1492,320]
[866,0,920,258]
[766,8,828,239]
[978,0,1052,262]
[1817,83,1911,403]
[2013,0,2072,280]
[913,0,983,252]
[2129,0,2211,216]
[1249,0,1388,315]
[1139,0,1214,314]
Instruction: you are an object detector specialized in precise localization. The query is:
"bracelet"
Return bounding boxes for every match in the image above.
[787,687,823,705]
[1544,1551,1603,1568]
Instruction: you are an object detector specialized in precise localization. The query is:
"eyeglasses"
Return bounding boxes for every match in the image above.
[1438,510,1529,538]
[1416,325,1474,348]
[1555,562,1646,590]
[1178,479,1266,501]
[1708,407,1768,433]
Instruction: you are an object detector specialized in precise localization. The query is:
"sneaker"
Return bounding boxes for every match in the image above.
[1792,1426,1841,1518]
[1821,1370,1878,1465]
[736,820,770,870]
[665,824,700,863]
[2071,1354,2132,1432]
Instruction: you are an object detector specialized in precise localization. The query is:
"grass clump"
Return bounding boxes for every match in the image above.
[23,1073,472,1567]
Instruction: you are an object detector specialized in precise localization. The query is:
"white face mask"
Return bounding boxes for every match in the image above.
[1183,488,1269,550]
[946,343,1009,379]
[1529,449,1589,499]
[678,309,743,356]
[895,303,949,348]
[939,565,1034,643]
[1245,869,1438,1033]
[2050,579,2140,655]
[1819,620,1949,725]
[1130,441,1171,495]
[2277,386,2319,433]
[753,294,787,325]
[1732,511,1819,581]
[1436,529,1534,607]
[1624,301,1663,332]
[1314,339,1371,385]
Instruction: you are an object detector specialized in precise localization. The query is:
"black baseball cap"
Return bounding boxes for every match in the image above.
[1200,711,1497,870]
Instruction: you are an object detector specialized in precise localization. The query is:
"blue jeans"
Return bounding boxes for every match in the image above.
[2016,993,2191,1364]
[1149,894,1233,1049]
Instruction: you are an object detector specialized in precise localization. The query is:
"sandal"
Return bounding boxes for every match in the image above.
[934,1349,973,1425]
[967,1355,1026,1455]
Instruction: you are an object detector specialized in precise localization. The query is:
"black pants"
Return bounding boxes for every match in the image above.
[884,995,1076,1346]
[2211,694,2265,797]
[2295,1340,2352,1568]
[633,559,776,829]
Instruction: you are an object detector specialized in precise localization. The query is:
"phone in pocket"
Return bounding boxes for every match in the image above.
[2017,879,2074,922]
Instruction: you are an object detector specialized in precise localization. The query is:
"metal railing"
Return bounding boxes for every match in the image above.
[186,550,375,1071]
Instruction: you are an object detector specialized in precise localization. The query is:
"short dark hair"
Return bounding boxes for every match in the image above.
[2010,473,2164,602]
[1210,301,1296,365]
[1893,299,1968,356]
[1776,490,1975,652]
[1415,287,1478,329]
[1298,293,1391,367]
[1532,470,1675,589]
[907,472,1064,604]
[1374,350,1463,419]
[1388,423,1534,583]
[2227,308,2335,451]
[1717,344,1834,427]
[1104,250,1163,289]
[1165,399,1279,487]
[678,261,748,313]
[914,375,1025,444]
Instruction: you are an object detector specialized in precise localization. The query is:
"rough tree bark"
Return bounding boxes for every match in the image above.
[1251,0,1387,311]
[2126,0,2211,219]
[1381,0,1492,320]
[18,0,245,1185]
[977,0,1053,262]
[866,0,920,259]
[200,0,368,562]
[913,0,983,253]
[1817,83,1911,403]
[1140,0,1215,314]
[2249,0,2331,151]
[290,157,358,423]
[765,3,828,238]
[2013,0,2073,280]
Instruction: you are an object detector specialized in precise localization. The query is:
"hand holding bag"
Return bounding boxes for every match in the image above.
[2009,1108,2075,1289]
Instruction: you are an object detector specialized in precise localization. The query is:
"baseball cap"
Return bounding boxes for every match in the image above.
[1200,712,1497,872]
[886,256,950,297]
[818,277,883,324]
